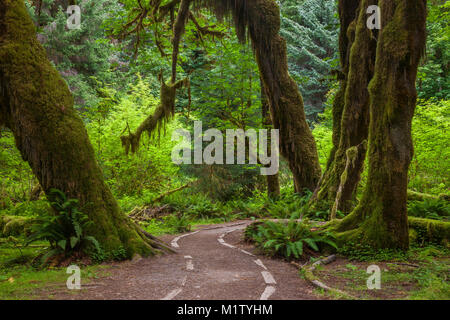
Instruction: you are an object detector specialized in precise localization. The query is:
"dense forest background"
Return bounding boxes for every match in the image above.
[0,0,448,300]
[1,0,447,211]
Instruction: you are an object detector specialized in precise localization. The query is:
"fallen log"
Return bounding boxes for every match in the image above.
[152,181,195,203]
[407,190,449,202]
[408,217,450,246]
[128,181,197,222]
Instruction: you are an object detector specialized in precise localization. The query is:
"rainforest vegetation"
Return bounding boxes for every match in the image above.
[0,0,448,300]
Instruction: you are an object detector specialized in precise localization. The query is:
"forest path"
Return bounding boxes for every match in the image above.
[51,221,319,300]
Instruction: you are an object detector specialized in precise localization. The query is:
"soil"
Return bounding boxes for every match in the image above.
[34,221,428,300]
[43,221,320,300]
[314,257,420,299]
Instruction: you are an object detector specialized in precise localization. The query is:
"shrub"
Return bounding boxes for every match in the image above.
[246,217,337,260]
[26,189,100,264]
[408,199,449,221]
[165,214,191,234]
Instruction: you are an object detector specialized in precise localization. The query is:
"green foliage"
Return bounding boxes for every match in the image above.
[408,261,450,300]
[178,38,266,202]
[0,237,108,299]
[246,218,337,260]
[265,191,312,219]
[224,188,313,220]
[0,129,36,209]
[409,99,449,194]
[27,0,125,109]
[280,0,339,120]
[408,199,450,221]
[157,192,237,222]
[185,40,261,130]
[417,1,450,100]
[166,214,191,234]
[338,241,410,262]
[91,245,127,263]
[1,200,49,218]
[311,90,334,169]
[26,189,100,263]
[312,96,450,196]
[84,75,180,199]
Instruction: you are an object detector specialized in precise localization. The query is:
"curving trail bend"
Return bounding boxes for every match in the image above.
[52,221,318,300]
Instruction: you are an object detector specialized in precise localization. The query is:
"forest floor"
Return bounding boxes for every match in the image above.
[1,220,448,300]
[43,221,320,300]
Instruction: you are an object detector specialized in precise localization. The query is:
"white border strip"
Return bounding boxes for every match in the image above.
[161,288,183,300]
[261,271,276,284]
[171,231,199,248]
[260,286,276,300]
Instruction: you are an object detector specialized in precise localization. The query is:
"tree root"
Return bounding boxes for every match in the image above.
[136,224,176,254]
[297,254,356,299]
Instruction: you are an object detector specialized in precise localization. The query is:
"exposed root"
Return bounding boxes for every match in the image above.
[297,254,356,299]
[135,224,176,253]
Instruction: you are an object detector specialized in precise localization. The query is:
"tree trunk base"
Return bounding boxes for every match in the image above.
[327,197,408,250]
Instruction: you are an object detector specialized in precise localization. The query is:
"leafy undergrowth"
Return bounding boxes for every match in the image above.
[143,216,228,236]
[0,240,110,300]
[407,199,449,221]
[244,217,336,261]
[136,191,258,235]
[313,245,450,300]
[139,187,328,237]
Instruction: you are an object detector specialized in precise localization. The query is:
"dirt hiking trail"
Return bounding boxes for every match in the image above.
[51,221,320,300]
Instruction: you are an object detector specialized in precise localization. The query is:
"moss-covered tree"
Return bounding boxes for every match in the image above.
[121,0,322,193]
[329,0,427,249]
[234,0,322,192]
[311,0,377,214]
[0,0,169,258]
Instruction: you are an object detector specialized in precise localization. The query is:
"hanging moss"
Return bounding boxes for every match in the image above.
[171,0,191,81]
[121,74,189,154]
[121,0,192,154]
[186,0,322,192]
[243,0,322,192]
[0,0,171,258]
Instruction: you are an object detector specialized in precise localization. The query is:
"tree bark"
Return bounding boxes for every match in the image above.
[326,0,361,169]
[245,0,322,193]
[144,0,321,193]
[0,0,166,258]
[329,0,427,250]
[311,0,375,214]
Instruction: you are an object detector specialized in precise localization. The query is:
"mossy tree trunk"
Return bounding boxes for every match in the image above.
[311,0,376,214]
[127,0,321,193]
[0,0,167,258]
[329,0,427,250]
[244,0,322,193]
[325,0,361,170]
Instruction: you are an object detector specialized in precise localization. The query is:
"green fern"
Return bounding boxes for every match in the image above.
[249,215,337,260]
[408,199,449,221]
[26,189,101,264]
